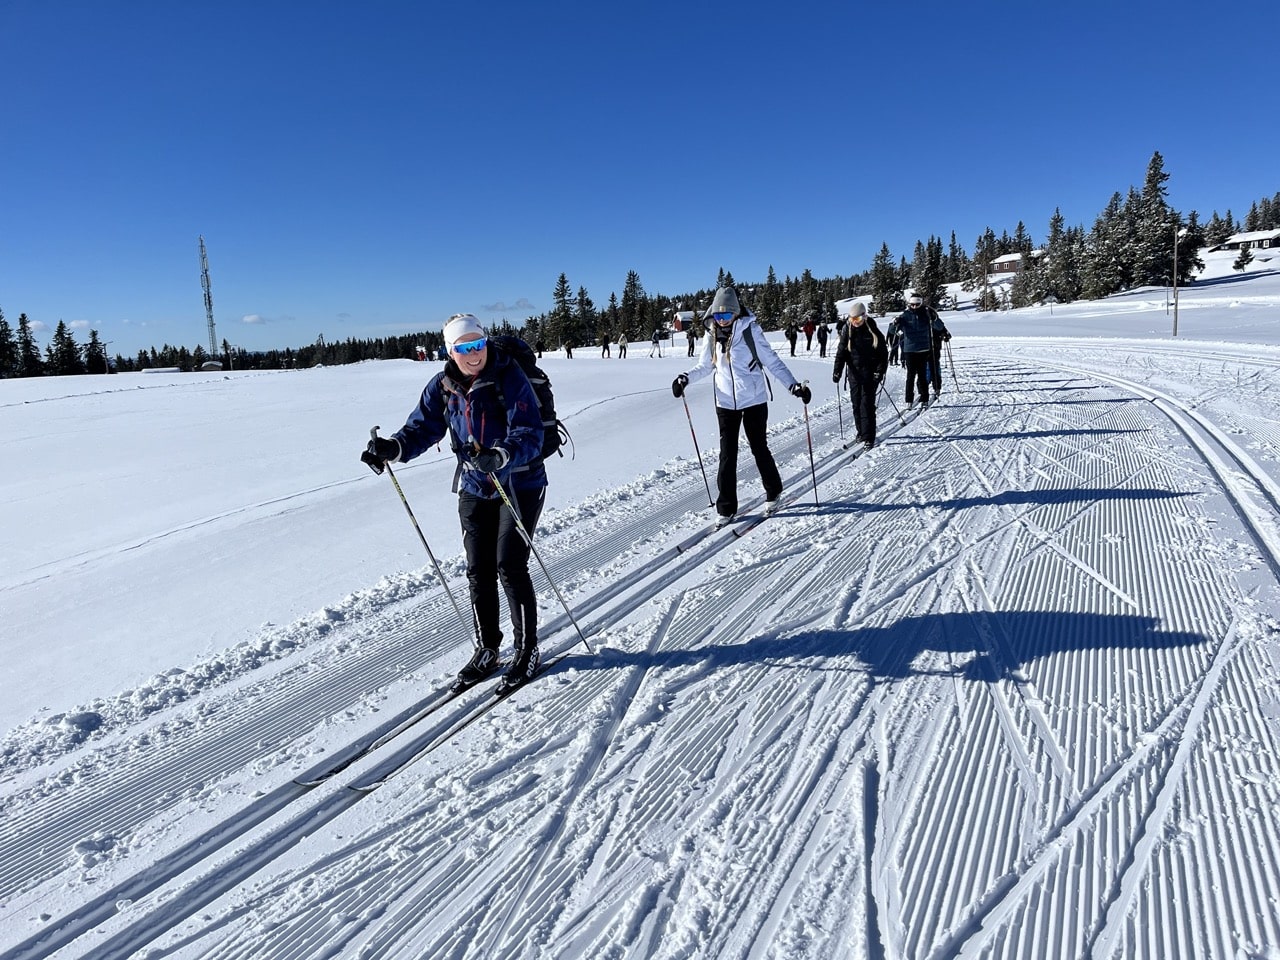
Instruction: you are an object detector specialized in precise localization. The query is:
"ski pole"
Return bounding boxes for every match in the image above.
[681,392,715,508]
[802,382,819,506]
[945,339,959,392]
[878,380,906,426]
[845,370,855,436]
[486,467,594,656]
[368,426,475,642]
[835,375,844,440]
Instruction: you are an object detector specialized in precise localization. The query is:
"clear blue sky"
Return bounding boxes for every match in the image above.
[2,0,1273,357]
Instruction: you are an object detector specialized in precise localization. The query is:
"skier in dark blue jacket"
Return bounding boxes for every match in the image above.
[889,295,950,408]
[362,313,547,693]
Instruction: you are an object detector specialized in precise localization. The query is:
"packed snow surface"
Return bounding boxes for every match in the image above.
[2,256,1280,959]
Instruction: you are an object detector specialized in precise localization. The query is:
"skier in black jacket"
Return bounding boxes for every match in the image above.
[832,302,888,449]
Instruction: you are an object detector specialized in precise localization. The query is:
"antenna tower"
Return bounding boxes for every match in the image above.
[199,235,218,357]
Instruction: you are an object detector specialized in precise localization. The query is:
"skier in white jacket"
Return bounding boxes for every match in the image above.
[672,285,810,523]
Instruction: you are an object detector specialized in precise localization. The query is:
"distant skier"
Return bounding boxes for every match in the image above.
[887,322,902,366]
[784,321,799,357]
[617,331,628,358]
[802,313,816,352]
[361,313,547,695]
[686,324,696,357]
[671,285,810,525]
[650,328,662,358]
[816,321,830,359]
[889,294,950,409]
[832,302,887,449]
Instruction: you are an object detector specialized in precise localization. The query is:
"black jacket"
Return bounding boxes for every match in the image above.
[832,317,888,382]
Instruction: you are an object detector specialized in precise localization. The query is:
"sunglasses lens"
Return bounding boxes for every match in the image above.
[454,338,487,355]
[713,312,734,323]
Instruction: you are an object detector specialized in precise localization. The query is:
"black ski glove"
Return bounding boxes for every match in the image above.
[832,371,841,383]
[875,368,886,385]
[473,446,510,474]
[943,332,952,342]
[790,382,812,404]
[672,373,689,398]
[361,436,401,474]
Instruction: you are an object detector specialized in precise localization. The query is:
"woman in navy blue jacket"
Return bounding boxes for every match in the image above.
[362,314,546,693]
[888,295,950,408]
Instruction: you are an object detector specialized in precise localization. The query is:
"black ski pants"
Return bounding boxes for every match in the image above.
[904,351,931,404]
[847,367,879,442]
[715,403,783,517]
[458,486,546,653]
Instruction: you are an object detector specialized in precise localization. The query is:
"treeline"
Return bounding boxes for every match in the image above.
[2,152,1276,378]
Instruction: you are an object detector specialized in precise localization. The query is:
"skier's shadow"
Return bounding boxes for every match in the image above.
[782,487,1191,517]
[584,611,1208,682]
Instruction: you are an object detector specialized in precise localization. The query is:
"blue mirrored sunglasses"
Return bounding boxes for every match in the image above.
[452,337,488,355]
[713,311,735,324]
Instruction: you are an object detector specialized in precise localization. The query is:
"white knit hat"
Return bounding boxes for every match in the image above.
[848,301,867,317]
[443,313,487,349]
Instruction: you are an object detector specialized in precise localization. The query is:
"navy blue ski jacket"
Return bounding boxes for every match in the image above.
[393,350,546,499]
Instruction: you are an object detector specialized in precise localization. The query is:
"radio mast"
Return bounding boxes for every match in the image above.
[199,236,218,357]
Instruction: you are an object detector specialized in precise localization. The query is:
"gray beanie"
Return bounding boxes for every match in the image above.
[702,286,742,320]
[849,302,867,318]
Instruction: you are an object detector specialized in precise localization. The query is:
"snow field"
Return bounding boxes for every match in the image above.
[3,299,1280,958]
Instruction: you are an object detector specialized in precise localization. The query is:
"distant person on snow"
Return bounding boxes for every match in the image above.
[361,314,547,695]
[889,294,950,409]
[686,324,696,357]
[831,302,887,450]
[784,321,799,357]
[816,320,830,358]
[671,285,810,525]
[617,331,628,358]
[650,328,663,358]
[802,313,816,352]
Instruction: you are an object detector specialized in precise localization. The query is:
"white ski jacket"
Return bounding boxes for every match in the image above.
[684,312,800,410]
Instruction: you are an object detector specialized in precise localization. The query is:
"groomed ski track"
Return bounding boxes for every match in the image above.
[3,344,1280,960]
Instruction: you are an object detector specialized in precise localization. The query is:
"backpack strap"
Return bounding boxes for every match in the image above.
[741,323,763,372]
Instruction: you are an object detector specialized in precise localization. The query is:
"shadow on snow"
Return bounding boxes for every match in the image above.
[587,610,1208,682]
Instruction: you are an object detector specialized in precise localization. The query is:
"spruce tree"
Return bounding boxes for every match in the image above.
[17,313,44,377]
[1177,211,1205,283]
[1129,151,1177,288]
[869,244,898,315]
[0,309,16,378]
[607,292,621,336]
[46,320,85,375]
[1234,244,1254,272]
[760,266,782,328]
[620,270,644,334]
[84,329,109,374]
[576,286,597,341]
[549,273,573,347]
